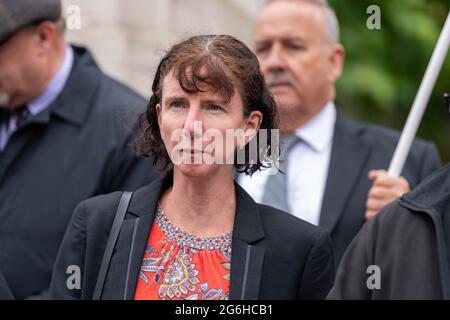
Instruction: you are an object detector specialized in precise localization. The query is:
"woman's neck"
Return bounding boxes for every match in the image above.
[159,166,236,238]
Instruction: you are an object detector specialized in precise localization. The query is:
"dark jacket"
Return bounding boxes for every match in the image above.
[0,46,160,299]
[328,163,450,299]
[49,172,335,300]
[320,114,441,266]
[0,271,13,300]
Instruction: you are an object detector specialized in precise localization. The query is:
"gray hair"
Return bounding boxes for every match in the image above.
[266,0,340,44]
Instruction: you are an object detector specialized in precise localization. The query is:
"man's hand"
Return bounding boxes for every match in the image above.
[365,170,410,220]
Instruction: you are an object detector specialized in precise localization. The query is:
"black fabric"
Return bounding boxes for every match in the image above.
[0,107,9,127]
[49,172,335,300]
[93,191,133,300]
[328,164,450,299]
[0,45,161,299]
[319,113,441,266]
[0,270,13,300]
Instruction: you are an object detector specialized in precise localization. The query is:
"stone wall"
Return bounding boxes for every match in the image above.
[62,0,265,96]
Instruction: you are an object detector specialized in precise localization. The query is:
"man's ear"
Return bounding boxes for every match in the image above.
[35,21,57,53]
[328,43,345,82]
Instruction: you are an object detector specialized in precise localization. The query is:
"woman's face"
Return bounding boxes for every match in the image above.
[157,71,262,177]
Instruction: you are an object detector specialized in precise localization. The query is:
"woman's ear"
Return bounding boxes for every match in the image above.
[243,110,263,146]
[156,103,162,127]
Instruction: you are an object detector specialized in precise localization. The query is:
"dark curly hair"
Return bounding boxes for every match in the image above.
[135,34,279,175]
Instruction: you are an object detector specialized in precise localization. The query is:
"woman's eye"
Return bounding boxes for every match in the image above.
[207,104,223,112]
[171,101,185,109]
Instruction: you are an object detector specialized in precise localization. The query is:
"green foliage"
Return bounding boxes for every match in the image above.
[328,0,450,163]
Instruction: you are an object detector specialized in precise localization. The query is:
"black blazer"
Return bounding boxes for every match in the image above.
[49,172,335,300]
[319,114,441,266]
[0,271,13,300]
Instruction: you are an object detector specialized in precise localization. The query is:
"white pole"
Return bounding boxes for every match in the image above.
[388,11,450,176]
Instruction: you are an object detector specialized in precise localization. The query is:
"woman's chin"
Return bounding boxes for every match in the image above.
[171,152,234,178]
[174,163,216,177]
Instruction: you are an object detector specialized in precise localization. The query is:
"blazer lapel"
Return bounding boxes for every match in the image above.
[100,217,146,299]
[121,173,172,300]
[122,214,155,299]
[229,183,266,300]
[319,114,372,233]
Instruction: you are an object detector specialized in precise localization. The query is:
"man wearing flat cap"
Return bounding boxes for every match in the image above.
[0,0,160,299]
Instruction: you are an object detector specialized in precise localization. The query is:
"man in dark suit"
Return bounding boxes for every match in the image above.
[238,0,441,266]
[0,0,160,299]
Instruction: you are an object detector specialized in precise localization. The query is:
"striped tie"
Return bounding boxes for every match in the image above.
[13,105,30,128]
[261,134,301,213]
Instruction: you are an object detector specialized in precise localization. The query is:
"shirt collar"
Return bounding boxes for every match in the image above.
[294,101,336,152]
[27,45,74,116]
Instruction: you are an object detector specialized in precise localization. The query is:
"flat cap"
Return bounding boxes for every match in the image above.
[0,0,62,45]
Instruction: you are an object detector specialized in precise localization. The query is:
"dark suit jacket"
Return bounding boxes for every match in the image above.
[328,163,450,299]
[49,172,335,300]
[0,46,160,299]
[319,113,441,266]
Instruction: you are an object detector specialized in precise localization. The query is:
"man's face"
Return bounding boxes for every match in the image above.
[0,26,44,109]
[254,1,343,130]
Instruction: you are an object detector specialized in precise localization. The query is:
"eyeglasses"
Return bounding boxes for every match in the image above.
[445,93,450,113]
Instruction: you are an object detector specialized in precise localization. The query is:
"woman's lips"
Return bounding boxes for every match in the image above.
[181,149,209,155]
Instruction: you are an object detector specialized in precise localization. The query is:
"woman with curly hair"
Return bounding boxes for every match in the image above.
[49,34,334,300]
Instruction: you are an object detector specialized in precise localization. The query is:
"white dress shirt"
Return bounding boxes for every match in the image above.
[238,102,336,225]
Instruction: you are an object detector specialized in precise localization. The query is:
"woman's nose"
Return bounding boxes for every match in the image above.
[183,107,203,137]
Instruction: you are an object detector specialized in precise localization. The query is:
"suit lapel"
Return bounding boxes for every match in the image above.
[0,110,51,182]
[319,114,372,233]
[229,183,265,300]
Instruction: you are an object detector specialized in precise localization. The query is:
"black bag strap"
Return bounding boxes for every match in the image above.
[93,191,133,300]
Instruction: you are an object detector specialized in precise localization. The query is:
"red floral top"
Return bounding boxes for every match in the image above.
[134,206,232,300]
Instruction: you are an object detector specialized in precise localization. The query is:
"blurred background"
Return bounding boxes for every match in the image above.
[62,0,450,163]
